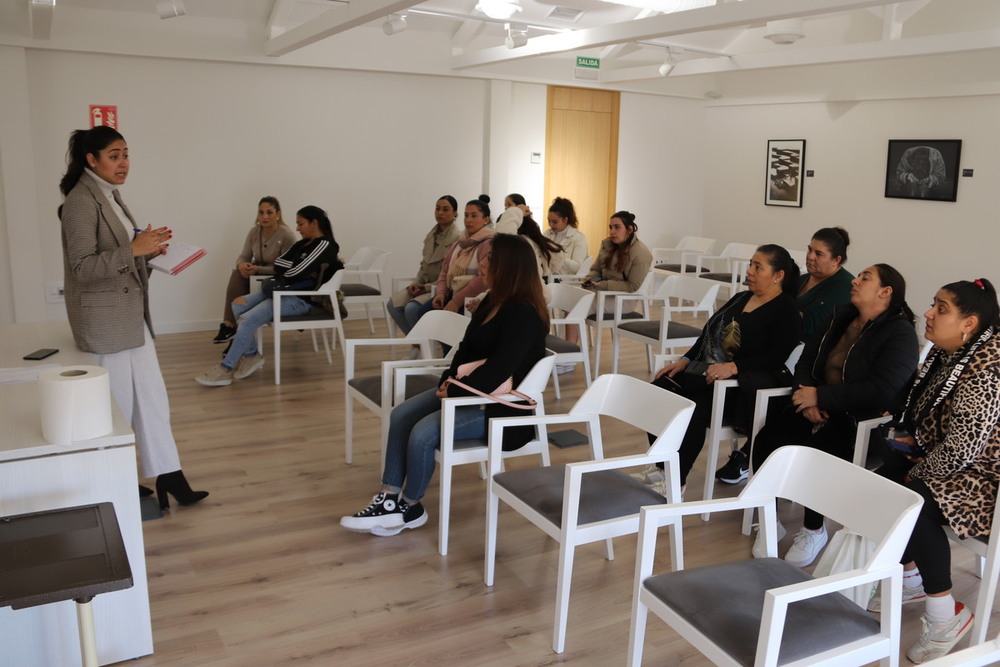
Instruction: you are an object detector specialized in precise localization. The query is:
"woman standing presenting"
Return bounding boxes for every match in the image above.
[212,196,297,344]
[59,126,208,511]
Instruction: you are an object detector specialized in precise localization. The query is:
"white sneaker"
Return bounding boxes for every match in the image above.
[555,363,575,375]
[195,364,233,386]
[751,521,787,559]
[866,580,927,612]
[784,526,829,567]
[651,479,684,500]
[404,346,421,360]
[631,464,665,485]
[907,602,974,663]
[233,354,265,380]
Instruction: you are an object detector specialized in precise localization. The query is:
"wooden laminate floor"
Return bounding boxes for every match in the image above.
[126,318,995,666]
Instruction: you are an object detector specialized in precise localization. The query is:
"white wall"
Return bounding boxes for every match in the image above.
[618,93,706,249]
[17,50,491,332]
[702,95,1000,315]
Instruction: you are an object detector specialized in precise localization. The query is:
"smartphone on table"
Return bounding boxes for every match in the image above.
[23,348,58,361]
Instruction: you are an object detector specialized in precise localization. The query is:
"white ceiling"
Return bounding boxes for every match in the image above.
[3,0,1000,102]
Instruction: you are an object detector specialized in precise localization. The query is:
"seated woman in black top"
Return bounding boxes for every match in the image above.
[341,234,549,536]
[647,245,802,493]
[748,264,919,567]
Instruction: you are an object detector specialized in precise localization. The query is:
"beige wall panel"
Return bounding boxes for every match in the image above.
[545,87,620,258]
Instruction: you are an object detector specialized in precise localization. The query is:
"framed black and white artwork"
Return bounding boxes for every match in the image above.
[765,139,805,207]
[884,139,962,202]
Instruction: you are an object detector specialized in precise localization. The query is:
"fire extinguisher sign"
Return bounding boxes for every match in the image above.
[89,105,118,129]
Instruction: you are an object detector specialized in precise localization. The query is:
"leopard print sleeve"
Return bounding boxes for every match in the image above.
[911,356,1000,478]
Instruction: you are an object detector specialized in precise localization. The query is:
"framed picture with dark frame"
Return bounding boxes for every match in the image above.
[884,139,962,202]
[765,139,805,207]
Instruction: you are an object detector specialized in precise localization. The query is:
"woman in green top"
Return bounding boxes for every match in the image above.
[797,227,854,340]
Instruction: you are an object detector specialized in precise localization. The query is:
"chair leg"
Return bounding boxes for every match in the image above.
[273,328,282,385]
[485,489,499,586]
[310,329,319,352]
[626,598,649,667]
[972,552,1000,644]
[76,598,99,667]
[551,367,562,400]
[438,459,452,556]
[345,394,354,464]
[553,540,577,653]
[603,538,614,561]
[701,434,721,521]
[593,326,603,378]
[364,303,375,334]
[319,329,333,365]
[612,330,620,374]
[478,462,487,480]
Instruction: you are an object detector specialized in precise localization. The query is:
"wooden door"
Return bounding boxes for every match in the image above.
[544,86,620,258]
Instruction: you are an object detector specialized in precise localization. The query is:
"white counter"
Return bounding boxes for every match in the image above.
[0,321,153,666]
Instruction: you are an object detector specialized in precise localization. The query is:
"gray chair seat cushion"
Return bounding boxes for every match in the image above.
[643,558,881,666]
[545,334,580,354]
[493,465,665,526]
[654,263,707,273]
[341,283,380,297]
[347,374,439,405]
[587,311,643,322]
[700,272,737,283]
[283,307,336,322]
[618,321,702,341]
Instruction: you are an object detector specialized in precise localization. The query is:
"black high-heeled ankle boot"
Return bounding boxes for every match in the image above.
[156,470,209,510]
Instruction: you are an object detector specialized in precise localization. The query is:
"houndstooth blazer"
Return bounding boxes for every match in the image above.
[61,175,153,354]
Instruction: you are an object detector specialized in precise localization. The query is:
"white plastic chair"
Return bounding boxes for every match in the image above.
[611,275,718,374]
[484,374,696,653]
[343,310,470,464]
[341,247,391,334]
[585,271,654,378]
[919,632,1000,666]
[695,242,758,298]
[651,236,716,275]
[435,354,555,556]
[627,446,924,667]
[545,283,595,399]
[701,343,804,519]
[547,255,593,284]
[269,268,346,385]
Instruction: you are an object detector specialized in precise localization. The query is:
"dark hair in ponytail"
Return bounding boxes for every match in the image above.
[942,278,1000,335]
[548,196,578,228]
[605,211,639,273]
[60,126,125,197]
[296,205,334,238]
[466,194,491,221]
[516,217,563,265]
[506,193,526,207]
[811,227,850,264]
[756,244,800,297]
[872,263,915,323]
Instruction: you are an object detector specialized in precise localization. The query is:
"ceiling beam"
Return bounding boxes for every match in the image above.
[267,0,298,40]
[265,0,422,57]
[599,28,1000,82]
[29,0,54,41]
[451,0,893,69]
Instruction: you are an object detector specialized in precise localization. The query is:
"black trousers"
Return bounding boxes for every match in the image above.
[876,450,953,595]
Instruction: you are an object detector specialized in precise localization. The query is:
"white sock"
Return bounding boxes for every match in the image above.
[904,569,924,589]
[926,594,956,623]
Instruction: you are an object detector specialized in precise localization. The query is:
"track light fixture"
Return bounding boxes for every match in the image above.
[504,22,528,49]
[658,46,683,77]
[764,18,805,45]
[156,0,185,20]
[476,0,522,20]
[382,14,408,36]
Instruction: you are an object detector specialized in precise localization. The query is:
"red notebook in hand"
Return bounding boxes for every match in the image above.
[148,242,206,276]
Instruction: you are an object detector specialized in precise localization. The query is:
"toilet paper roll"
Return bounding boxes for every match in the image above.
[37,365,113,445]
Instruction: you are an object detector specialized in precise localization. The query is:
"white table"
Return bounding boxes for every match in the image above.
[0,322,153,666]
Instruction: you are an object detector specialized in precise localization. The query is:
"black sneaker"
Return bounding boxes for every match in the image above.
[371,500,427,537]
[716,450,749,484]
[213,323,236,344]
[340,492,405,532]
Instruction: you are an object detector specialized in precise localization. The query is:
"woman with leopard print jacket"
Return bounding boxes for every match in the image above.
[875,278,1000,664]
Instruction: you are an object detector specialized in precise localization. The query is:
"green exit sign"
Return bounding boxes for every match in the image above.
[576,57,600,69]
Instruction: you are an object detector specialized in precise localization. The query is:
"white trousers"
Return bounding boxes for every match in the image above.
[95,325,181,478]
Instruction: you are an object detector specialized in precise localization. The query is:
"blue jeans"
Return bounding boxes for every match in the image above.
[382,387,486,502]
[386,297,428,336]
[224,291,311,369]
